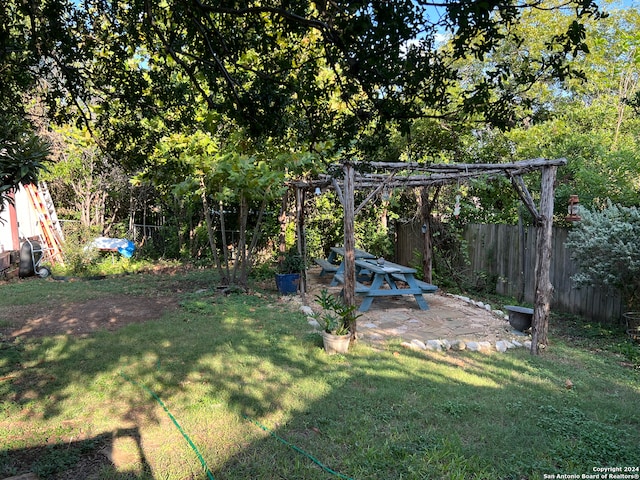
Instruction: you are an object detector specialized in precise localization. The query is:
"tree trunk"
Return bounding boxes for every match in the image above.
[530,166,557,355]
[419,186,440,283]
[244,194,269,285]
[218,199,230,283]
[343,162,357,339]
[277,190,289,267]
[232,193,248,285]
[200,176,222,276]
[295,186,307,298]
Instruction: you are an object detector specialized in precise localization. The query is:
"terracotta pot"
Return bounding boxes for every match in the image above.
[322,331,351,355]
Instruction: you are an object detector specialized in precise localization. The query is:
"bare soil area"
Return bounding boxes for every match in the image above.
[0,294,178,340]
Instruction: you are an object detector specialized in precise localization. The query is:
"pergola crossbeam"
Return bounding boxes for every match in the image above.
[287,157,567,355]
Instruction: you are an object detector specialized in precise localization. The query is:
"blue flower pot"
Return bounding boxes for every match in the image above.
[275,273,300,295]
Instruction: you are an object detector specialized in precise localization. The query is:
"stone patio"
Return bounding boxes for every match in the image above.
[303,266,531,351]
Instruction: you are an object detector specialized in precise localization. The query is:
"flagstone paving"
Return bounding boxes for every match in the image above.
[302,267,531,351]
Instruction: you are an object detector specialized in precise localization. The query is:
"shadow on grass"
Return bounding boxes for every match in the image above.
[1,271,639,479]
[1,427,153,479]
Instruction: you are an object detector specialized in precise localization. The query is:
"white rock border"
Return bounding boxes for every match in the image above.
[447,293,511,322]
[300,294,534,354]
[401,338,532,353]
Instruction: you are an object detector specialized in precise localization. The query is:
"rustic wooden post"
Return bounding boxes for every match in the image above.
[295,185,306,296]
[530,166,557,354]
[419,186,440,283]
[343,161,357,337]
[277,189,289,265]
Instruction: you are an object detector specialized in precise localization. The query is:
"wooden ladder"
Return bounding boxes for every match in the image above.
[23,183,65,266]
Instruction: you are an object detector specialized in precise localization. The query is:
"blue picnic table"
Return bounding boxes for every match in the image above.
[332,258,438,312]
[314,246,375,278]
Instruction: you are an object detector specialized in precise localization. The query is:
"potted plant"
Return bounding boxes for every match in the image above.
[275,249,306,295]
[313,289,361,354]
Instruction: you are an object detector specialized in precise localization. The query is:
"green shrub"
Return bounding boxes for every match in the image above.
[59,223,101,275]
[565,203,640,310]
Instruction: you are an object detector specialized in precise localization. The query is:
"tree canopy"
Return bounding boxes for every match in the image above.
[2,1,605,160]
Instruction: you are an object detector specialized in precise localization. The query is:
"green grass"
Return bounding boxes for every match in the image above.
[1,268,639,479]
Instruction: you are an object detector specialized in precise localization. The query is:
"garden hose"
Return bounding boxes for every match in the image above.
[120,372,354,480]
[242,414,355,480]
[119,372,216,480]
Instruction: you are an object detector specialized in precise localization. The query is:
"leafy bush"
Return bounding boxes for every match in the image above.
[313,288,361,335]
[59,223,101,275]
[277,248,306,274]
[565,203,640,310]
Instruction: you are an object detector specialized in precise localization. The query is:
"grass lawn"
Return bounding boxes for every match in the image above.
[1,267,639,479]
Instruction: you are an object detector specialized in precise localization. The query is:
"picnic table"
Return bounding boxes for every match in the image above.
[332,258,438,312]
[314,246,376,278]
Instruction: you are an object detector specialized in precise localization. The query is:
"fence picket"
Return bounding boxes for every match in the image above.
[395,222,623,323]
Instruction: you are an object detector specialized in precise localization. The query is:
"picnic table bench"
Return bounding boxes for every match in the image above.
[315,257,339,277]
[314,246,376,281]
[332,273,370,294]
[390,273,438,293]
[332,258,438,312]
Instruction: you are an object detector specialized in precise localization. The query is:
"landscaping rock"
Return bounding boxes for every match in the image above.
[411,339,427,350]
[450,340,466,351]
[495,340,508,352]
[300,305,314,316]
[466,341,480,351]
[478,341,492,352]
[401,341,423,351]
[426,339,443,351]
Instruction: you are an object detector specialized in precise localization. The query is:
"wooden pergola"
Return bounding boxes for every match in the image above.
[290,157,566,355]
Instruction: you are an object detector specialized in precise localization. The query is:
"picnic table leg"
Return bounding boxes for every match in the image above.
[330,262,345,286]
[358,297,373,312]
[404,275,429,310]
[413,294,429,310]
[358,274,385,312]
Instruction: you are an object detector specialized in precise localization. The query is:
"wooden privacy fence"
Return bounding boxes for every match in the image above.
[396,222,624,323]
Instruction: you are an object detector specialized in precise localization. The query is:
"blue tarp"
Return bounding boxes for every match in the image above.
[89,237,136,258]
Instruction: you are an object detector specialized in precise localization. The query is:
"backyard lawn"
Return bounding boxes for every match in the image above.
[1,267,639,479]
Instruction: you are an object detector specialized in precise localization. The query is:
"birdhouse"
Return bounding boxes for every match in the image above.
[566,195,581,222]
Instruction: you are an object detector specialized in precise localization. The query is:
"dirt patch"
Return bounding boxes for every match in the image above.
[0,294,178,340]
